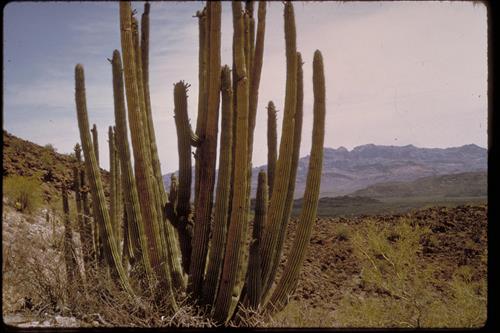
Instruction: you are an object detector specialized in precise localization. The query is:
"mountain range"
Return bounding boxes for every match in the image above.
[163,143,487,198]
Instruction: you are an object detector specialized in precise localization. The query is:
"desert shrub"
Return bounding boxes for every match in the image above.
[335,218,487,328]
[44,143,57,153]
[334,224,350,241]
[3,175,43,213]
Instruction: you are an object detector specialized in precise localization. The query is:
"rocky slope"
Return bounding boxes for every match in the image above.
[3,130,110,200]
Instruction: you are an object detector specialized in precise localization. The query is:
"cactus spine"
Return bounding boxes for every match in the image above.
[265,50,325,313]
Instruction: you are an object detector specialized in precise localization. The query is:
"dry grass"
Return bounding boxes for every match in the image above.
[334,218,487,328]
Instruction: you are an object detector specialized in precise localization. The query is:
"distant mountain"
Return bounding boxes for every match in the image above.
[163,143,487,198]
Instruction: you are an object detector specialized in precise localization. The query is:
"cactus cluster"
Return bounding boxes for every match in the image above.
[70,0,326,325]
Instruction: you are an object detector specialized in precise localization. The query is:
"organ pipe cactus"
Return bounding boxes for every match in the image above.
[91,124,99,165]
[267,101,277,195]
[108,126,118,248]
[265,50,326,313]
[262,51,304,299]
[260,1,298,294]
[62,185,78,289]
[75,64,134,295]
[247,170,268,309]
[188,1,222,296]
[203,65,233,305]
[73,0,326,325]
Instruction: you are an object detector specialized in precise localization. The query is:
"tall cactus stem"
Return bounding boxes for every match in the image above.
[262,51,303,299]
[91,124,99,166]
[111,49,155,290]
[62,184,79,292]
[194,7,208,212]
[108,126,118,251]
[265,49,325,314]
[141,2,168,206]
[120,3,176,302]
[212,1,249,323]
[260,1,298,292]
[267,101,277,196]
[173,81,194,220]
[173,81,196,274]
[74,64,134,295]
[203,65,233,305]
[247,1,266,166]
[247,170,267,309]
[188,1,221,296]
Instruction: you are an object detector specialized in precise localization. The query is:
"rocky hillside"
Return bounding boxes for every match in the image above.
[3,130,110,201]
[164,143,487,198]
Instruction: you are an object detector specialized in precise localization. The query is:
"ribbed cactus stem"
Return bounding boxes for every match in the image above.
[247,170,267,309]
[91,124,99,166]
[244,12,251,88]
[194,7,208,212]
[173,81,194,219]
[134,10,184,290]
[62,184,78,289]
[247,1,266,165]
[213,1,249,323]
[267,101,277,196]
[73,165,92,273]
[111,49,155,287]
[74,143,82,162]
[114,131,123,252]
[188,0,221,296]
[173,81,196,274]
[260,1,297,292]
[74,64,134,294]
[79,169,95,267]
[120,3,176,300]
[262,51,304,300]
[265,50,325,314]
[108,126,118,250]
[121,207,130,271]
[169,174,178,209]
[141,2,167,206]
[203,65,233,305]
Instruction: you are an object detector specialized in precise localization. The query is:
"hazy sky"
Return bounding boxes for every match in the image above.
[3,1,487,172]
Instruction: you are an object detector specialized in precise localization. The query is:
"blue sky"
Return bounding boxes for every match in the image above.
[3,1,487,172]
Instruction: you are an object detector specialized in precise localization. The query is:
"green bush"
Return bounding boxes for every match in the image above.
[335,218,487,328]
[3,175,43,213]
